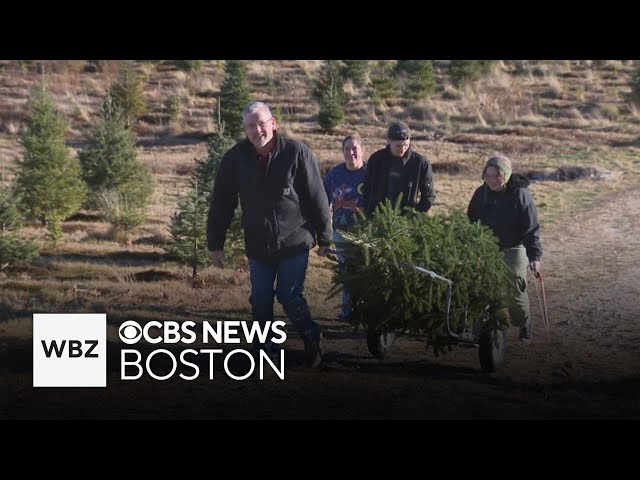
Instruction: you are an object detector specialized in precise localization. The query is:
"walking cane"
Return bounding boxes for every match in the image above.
[530,265,550,340]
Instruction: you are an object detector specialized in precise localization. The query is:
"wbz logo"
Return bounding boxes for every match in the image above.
[33,313,106,387]
[41,339,99,358]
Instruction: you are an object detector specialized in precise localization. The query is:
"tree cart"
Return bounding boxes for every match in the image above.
[364,262,506,372]
[330,203,511,373]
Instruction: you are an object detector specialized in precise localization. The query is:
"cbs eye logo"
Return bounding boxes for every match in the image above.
[119,321,142,344]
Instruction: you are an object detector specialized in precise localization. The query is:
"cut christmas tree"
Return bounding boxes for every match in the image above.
[331,199,512,357]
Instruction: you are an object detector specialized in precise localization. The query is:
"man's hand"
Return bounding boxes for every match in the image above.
[529,260,541,276]
[317,245,328,257]
[210,250,225,268]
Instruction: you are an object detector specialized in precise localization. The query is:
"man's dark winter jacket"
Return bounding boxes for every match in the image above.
[207,134,331,263]
[362,145,435,216]
[467,173,543,261]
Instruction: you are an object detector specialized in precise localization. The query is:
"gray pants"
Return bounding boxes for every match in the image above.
[502,245,531,329]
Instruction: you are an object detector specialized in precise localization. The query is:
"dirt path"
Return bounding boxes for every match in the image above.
[2,185,639,419]
[520,184,640,382]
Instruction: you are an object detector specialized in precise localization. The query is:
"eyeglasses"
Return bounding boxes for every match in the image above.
[244,117,273,130]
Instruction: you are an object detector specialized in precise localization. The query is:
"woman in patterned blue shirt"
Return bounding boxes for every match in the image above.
[323,134,367,322]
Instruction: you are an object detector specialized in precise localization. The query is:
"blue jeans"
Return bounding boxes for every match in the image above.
[332,230,352,321]
[248,251,319,354]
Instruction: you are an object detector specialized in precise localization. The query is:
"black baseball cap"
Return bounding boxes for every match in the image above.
[387,121,411,140]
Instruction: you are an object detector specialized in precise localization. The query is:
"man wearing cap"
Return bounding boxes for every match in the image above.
[467,155,543,343]
[362,121,435,216]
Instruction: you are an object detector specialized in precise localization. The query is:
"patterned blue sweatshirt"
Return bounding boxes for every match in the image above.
[323,163,367,232]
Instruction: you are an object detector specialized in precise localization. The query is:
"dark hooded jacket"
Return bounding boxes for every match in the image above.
[467,173,543,261]
[362,145,435,216]
[207,134,331,263]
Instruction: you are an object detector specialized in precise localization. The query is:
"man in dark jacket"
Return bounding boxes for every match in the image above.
[207,101,331,367]
[467,155,543,342]
[362,121,435,216]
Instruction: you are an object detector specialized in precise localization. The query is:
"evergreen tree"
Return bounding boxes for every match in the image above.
[190,122,244,263]
[164,95,182,124]
[314,61,348,131]
[332,201,511,355]
[109,62,147,126]
[0,181,39,269]
[272,104,284,124]
[369,76,396,106]
[78,95,154,212]
[318,91,345,133]
[174,60,205,72]
[448,60,495,87]
[168,187,211,277]
[397,60,436,100]
[367,60,398,107]
[314,60,347,104]
[219,60,252,139]
[342,60,370,84]
[15,86,86,241]
[0,183,22,233]
[191,125,236,201]
[0,233,39,270]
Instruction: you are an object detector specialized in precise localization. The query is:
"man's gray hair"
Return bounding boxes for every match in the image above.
[243,101,272,120]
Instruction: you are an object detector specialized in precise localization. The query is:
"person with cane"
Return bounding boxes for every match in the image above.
[467,155,543,343]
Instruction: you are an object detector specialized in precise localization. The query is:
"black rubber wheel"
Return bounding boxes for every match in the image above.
[367,327,396,359]
[478,328,505,372]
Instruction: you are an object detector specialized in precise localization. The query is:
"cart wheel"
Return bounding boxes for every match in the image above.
[478,328,505,372]
[367,327,396,359]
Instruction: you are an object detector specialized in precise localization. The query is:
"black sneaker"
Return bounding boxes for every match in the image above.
[519,325,532,343]
[304,330,323,368]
